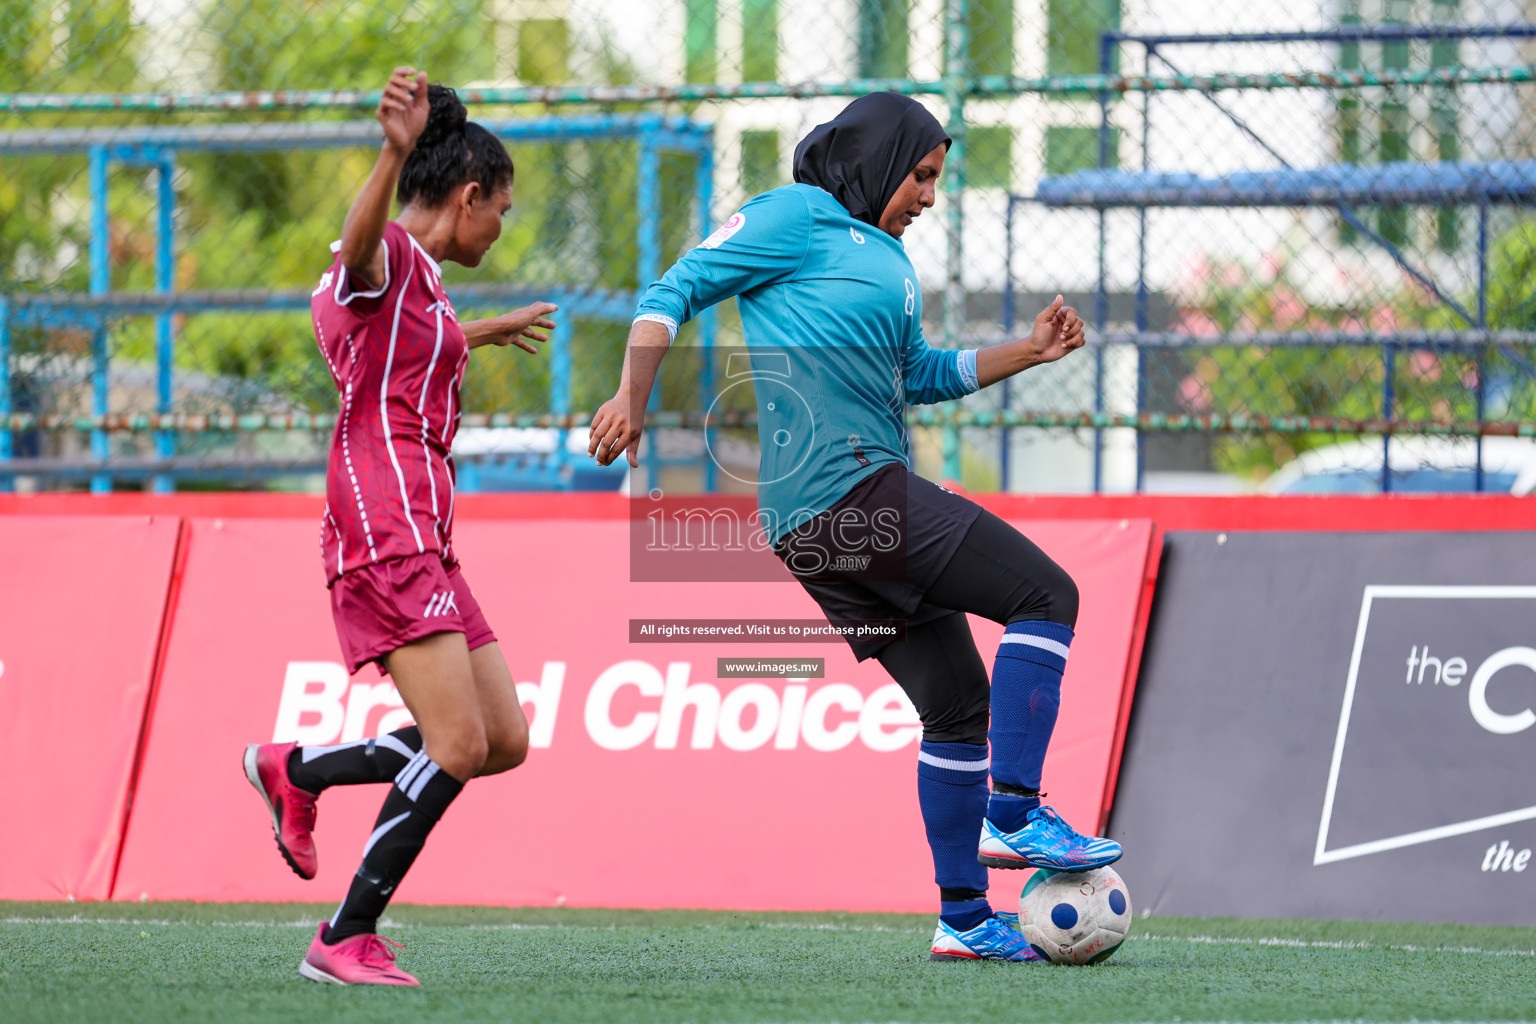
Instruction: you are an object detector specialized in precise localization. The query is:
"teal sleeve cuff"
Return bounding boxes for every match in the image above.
[959,349,979,393]
[633,313,679,341]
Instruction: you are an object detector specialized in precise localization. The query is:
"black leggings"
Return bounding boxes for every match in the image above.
[875,509,1077,746]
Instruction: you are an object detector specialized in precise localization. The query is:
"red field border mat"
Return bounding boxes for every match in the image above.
[0,515,183,900]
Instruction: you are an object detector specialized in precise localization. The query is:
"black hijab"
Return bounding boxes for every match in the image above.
[792,93,951,227]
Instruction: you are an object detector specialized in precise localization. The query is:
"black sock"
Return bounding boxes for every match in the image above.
[324,750,463,944]
[287,727,422,794]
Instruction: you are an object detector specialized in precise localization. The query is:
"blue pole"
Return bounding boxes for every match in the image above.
[1001,193,1016,492]
[693,132,717,492]
[1476,202,1488,492]
[637,134,661,305]
[1092,31,1116,494]
[154,152,176,493]
[551,305,571,487]
[637,131,662,494]
[0,296,11,493]
[89,146,111,494]
[1105,25,1536,47]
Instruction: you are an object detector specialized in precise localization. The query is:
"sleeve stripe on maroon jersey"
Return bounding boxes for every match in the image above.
[380,260,427,555]
[418,302,445,536]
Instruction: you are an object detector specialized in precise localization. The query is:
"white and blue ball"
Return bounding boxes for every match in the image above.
[1017,865,1132,964]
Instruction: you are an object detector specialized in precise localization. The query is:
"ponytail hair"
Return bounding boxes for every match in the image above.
[396,84,514,208]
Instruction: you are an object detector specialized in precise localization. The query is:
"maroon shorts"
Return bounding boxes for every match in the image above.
[330,551,497,675]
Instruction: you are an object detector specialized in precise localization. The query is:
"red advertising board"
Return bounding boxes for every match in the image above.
[113,515,1157,911]
[7,490,1532,533]
[0,514,182,900]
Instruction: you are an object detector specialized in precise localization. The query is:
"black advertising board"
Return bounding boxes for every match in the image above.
[1109,532,1536,925]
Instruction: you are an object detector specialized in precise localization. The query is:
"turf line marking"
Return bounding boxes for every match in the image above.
[402,922,556,931]
[1132,933,1536,958]
[7,917,1532,958]
[757,922,919,934]
[0,916,563,932]
[0,916,918,934]
[0,916,318,928]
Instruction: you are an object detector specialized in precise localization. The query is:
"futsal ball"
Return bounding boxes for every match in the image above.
[1017,865,1132,965]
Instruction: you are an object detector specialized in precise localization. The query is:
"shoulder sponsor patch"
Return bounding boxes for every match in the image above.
[698,212,746,249]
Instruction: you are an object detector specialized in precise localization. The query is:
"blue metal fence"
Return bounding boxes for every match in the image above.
[0,114,716,492]
[996,21,1536,494]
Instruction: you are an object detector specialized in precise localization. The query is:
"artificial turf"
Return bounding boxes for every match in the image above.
[2,901,1533,1023]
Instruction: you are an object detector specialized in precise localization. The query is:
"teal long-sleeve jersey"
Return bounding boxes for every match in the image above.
[633,184,979,545]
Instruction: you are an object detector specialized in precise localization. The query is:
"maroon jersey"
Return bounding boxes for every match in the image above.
[311,221,468,584]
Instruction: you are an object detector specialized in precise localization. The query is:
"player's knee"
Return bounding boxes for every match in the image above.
[930,714,989,747]
[426,723,489,781]
[1007,562,1079,630]
[455,732,491,779]
[920,700,990,747]
[481,715,529,776]
[1045,568,1079,629]
[502,716,530,769]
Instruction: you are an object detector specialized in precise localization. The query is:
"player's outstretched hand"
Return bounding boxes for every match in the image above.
[378,67,429,154]
[492,302,558,353]
[588,391,643,469]
[1019,294,1086,365]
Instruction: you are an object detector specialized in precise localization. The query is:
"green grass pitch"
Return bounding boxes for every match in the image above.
[3,901,1533,1023]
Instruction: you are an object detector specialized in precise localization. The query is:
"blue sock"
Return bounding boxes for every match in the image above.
[940,898,992,932]
[987,620,1073,833]
[917,741,990,920]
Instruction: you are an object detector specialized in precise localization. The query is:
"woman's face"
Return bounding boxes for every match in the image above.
[877,143,946,238]
[451,182,512,267]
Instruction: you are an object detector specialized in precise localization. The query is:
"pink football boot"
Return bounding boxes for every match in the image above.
[242,741,319,879]
[299,923,420,986]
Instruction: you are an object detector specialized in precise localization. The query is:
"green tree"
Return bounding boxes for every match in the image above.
[2,0,147,439]
[1168,247,1498,480]
[171,0,520,414]
[6,1,713,463]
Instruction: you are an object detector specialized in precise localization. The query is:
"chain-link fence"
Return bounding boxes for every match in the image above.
[2,0,1534,494]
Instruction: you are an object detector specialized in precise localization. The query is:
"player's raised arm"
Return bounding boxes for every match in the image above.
[588,318,672,468]
[588,188,813,468]
[337,67,429,290]
[903,322,981,406]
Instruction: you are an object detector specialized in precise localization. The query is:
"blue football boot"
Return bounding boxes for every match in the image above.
[929,911,1047,962]
[978,805,1122,871]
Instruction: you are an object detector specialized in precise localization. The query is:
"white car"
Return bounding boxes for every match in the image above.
[1261,436,1536,495]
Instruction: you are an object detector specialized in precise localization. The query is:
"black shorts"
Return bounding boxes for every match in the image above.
[774,463,983,660]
